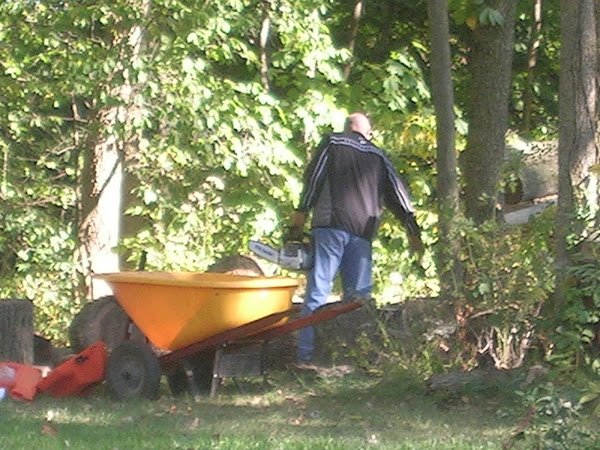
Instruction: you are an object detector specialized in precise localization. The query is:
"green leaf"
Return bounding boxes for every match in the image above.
[580,392,600,404]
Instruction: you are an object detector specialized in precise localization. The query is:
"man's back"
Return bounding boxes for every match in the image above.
[305,131,392,240]
[291,112,422,365]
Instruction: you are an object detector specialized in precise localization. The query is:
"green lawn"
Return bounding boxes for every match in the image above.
[0,367,587,449]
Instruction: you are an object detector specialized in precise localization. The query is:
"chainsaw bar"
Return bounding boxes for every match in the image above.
[248,240,313,271]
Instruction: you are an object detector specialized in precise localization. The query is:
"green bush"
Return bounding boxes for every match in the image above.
[453,209,556,368]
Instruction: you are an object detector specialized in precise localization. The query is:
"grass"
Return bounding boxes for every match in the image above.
[0,367,549,449]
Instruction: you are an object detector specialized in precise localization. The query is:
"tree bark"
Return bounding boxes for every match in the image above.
[119,0,152,271]
[0,299,34,364]
[461,0,518,223]
[427,0,463,294]
[343,0,364,81]
[555,0,599,305]
[77,109,124,300]
[77,0,152,297]
[521,0,543,134]
[260,1,271,91]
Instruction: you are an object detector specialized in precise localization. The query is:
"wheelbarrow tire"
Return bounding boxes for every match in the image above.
[106,341,161,401]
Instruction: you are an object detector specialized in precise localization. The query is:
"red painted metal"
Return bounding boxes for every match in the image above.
[158,301,362,369]
[244,301,362,341]
[159,308,295,368]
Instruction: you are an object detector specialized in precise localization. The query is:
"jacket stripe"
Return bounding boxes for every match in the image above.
[328,136,415,214]
[300,142,330,210]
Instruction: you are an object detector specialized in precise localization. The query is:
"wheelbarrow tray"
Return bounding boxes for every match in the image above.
[94,272,298,352]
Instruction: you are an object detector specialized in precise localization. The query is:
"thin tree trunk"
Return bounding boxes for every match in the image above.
[260,1,271,91]
[78,0,152,298]
[521,0,543,134]
[427,0,462,294]
[78,111,123,300]
[343,0,364,81]
[120,0,152,270]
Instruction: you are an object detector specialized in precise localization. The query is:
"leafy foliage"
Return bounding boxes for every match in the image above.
[455,210,556,368]
[514,383,600,449]
[550,257,600,378]
[0,0,440,343]
[0,0,564,361]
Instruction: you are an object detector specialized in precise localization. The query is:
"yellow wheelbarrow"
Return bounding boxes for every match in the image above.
[95,271,360,400]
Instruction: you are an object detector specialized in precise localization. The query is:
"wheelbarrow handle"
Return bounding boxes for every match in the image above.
[242,300,363,341]
[159,307,297,369]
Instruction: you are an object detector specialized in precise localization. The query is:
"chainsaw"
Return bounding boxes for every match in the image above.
[248,236,313,271]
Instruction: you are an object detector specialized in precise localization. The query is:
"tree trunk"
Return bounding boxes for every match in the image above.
[343,0,364,81]
[77,0,152,296]
[0,299,34,364]
[555,0,599,305]
[427,0,463,294]
[461,0,518,223]
[259,1,271,91]
[119,0,152,271]
[521,0,543,134]
[77,112,124,300]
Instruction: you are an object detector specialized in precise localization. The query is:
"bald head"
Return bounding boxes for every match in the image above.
[344,113,372,139]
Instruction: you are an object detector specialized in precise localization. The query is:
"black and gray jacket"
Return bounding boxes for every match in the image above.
[297,131,420,241]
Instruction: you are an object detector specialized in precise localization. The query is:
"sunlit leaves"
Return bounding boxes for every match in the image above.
[0,0,446,341]
[449,0,504,28]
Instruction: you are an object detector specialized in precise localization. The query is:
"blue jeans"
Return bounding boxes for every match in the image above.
[297,227,372,363]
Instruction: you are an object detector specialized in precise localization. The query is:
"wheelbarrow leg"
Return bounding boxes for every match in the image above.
[210,349,222,398]
[208,341,268,398]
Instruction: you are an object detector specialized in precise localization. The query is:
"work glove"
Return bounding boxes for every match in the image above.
[283,225,305,243]
[284,210,307,243]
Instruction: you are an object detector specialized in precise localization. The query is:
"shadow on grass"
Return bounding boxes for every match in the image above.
[0,367,546,450]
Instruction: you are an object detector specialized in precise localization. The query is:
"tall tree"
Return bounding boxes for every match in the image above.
[555,0,598,301]
[259,0,272,91]
[343,0,364,80]
[461,0,518,223]
[427,0,462,293]
[521,0,543,134]
[77,0,152,299]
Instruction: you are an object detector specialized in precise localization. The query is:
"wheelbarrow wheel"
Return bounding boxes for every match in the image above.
[106,341,161,400]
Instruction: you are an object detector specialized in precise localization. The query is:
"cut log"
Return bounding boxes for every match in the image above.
[205,254,264,276]
[426,364,548,394]
[69,296,119,353]
[505,140,558,205]
[68,295,146,353]
[426,368,517,393]
[0,299,34,364]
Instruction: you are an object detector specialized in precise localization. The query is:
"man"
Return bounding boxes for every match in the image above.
[288,112,423,364]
